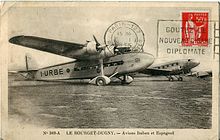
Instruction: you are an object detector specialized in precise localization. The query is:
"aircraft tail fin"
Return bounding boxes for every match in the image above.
[14,54,39,80]
[24,53,39,71]
[9,54,38,80]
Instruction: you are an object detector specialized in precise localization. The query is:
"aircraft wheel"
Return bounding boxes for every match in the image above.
[168,77,174,82]
[96,77,106,86]
[121,75,133,85]
[178,77,183,81]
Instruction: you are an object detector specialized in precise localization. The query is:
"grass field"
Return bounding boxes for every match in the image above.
[8,75,212,128]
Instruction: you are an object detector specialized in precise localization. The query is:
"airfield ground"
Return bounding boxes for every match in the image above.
[8,75,212,128]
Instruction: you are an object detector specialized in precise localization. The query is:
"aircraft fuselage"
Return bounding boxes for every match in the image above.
[34,52,154,81]
[144,59,200,76]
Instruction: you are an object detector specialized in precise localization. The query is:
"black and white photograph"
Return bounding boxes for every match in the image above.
[1,2,219,140]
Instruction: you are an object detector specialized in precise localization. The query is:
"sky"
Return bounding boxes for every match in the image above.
[5,2,219,71]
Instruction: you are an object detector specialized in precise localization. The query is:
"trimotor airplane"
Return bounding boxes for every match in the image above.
[9,35,154,86]
[140,59,200,81]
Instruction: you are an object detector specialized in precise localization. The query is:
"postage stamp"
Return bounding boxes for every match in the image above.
[182,12,209,47]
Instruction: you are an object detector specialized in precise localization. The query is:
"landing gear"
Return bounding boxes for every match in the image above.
[121,75,133,85]
[89,59,133,86]
[177,77,183,81]
[95,76,111,86]
[96,77,106,86]
[167,75,183,81]
[175,75,183,81]
[89,59,111,86]
[168,76,174,81]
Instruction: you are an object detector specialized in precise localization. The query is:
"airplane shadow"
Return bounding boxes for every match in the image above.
[135,79,187,83]
[143,79,186,82]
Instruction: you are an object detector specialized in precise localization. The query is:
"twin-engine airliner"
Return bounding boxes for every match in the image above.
[140,59,200,81]
[9,35,155,86]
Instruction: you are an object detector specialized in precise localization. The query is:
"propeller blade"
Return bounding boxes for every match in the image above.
[93,35,107,52]
[93,35,100,46]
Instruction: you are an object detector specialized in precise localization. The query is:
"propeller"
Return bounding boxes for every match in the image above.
[93,35,100,46]
[93,35,106,52]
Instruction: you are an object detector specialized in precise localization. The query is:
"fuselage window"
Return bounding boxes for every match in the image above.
[109,63,114,66]
[74,61,124,71]
[117,61,124,65]
[176,63,178,65]
[81,67,85,70]
[74,67,80,71]
[103,61,124,67]
[171,64,174,66]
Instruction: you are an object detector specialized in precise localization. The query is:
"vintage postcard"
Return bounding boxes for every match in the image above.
[0,2,219,140]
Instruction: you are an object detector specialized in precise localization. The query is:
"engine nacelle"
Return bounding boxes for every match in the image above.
[86,41,99,54]
[85,42,115,59]
[99,45,115,58]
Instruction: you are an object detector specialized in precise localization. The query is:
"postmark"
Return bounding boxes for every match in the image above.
[104,21,145,52]
[182,12,209,46]
[157,11,212,57]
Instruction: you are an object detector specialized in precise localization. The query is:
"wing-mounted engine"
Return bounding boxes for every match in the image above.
[85,35,115,58]
[83,35,134,59]
[85,35,108,55]
[86,41,100,54]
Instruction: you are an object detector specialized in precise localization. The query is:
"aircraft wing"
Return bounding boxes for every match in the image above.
[141,68,173,76]
[193,70,212,78]
[9,36,85,58]
[9,70,37,73]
